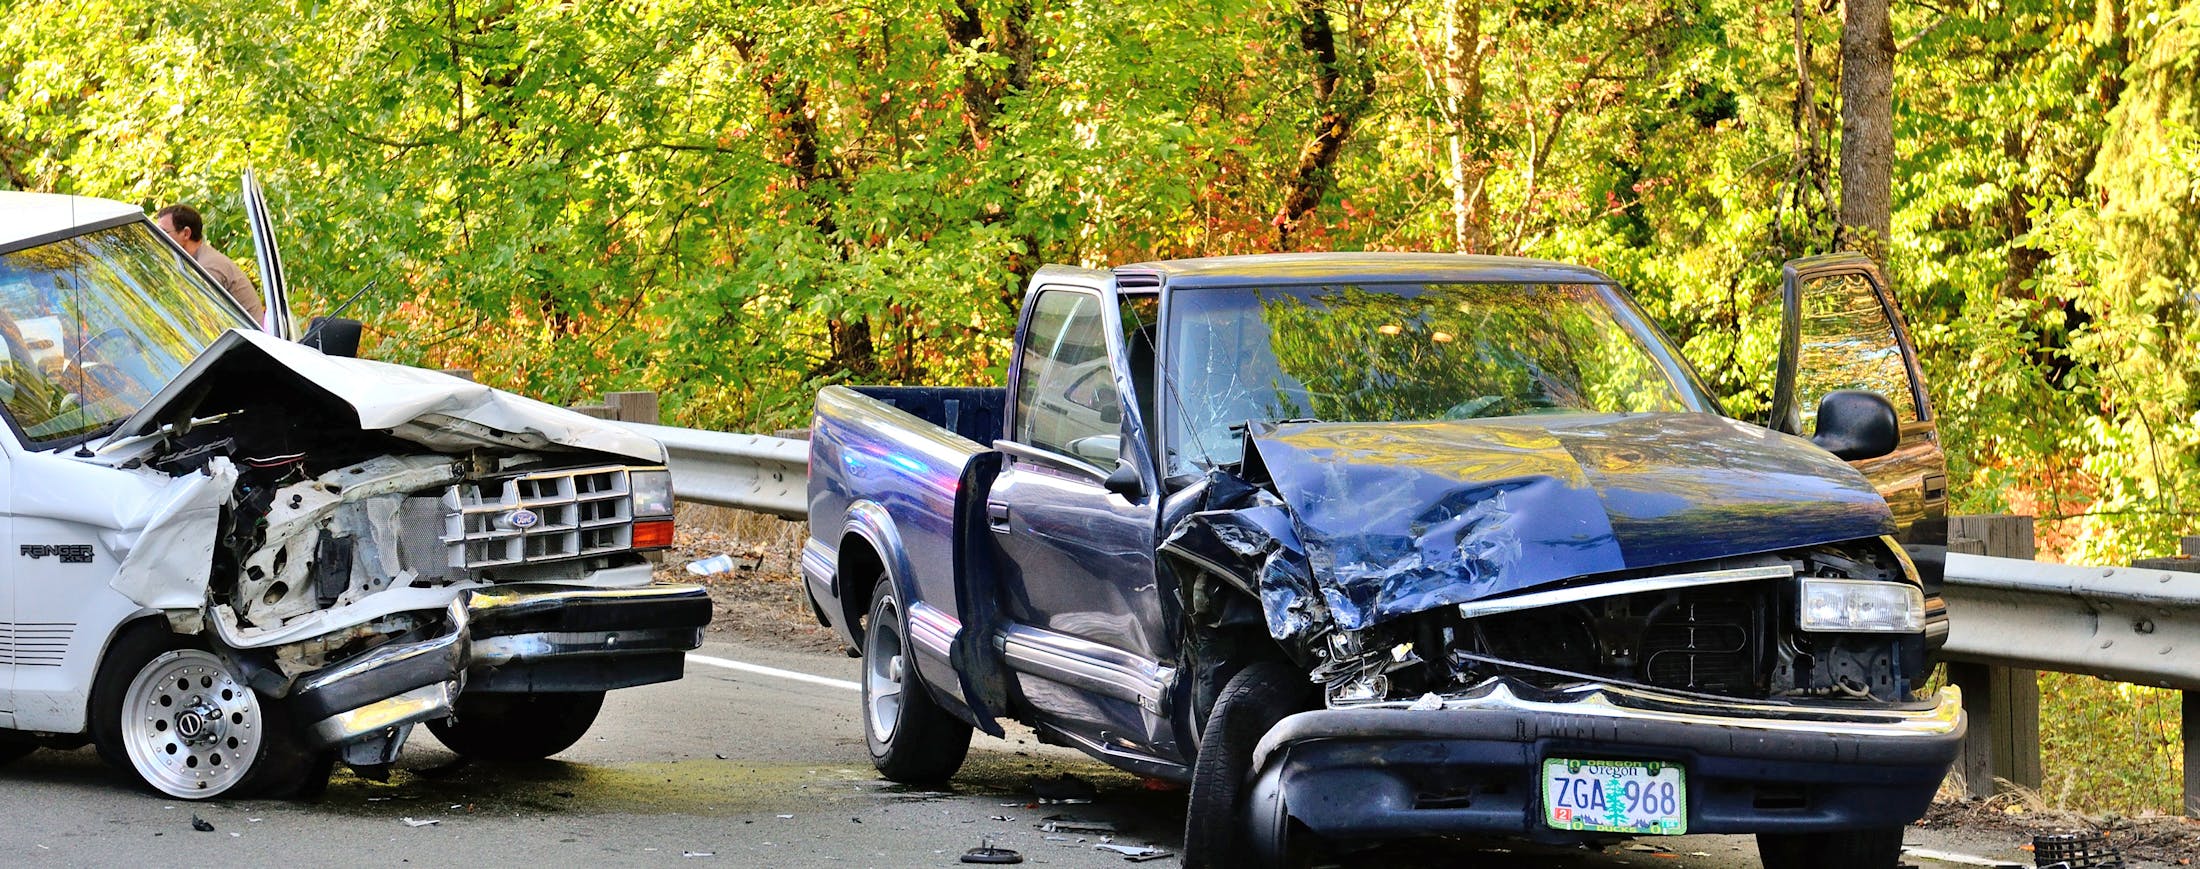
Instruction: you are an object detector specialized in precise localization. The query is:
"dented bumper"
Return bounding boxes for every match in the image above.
[1247,681,1964,844]
[285,581,711,747]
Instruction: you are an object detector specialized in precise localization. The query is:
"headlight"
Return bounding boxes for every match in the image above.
[630,468,674,517]
[1797,578,1924,633]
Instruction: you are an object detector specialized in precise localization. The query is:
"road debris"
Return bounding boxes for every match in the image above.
[682,851,716,858]
[1094,843,1172,861]
[1037,816,1117,835]
[401,818,441,828]
[190,815,214,833]
[959,838,1024,865]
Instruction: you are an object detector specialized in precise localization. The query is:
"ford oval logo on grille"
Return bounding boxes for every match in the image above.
[505,508,541,530]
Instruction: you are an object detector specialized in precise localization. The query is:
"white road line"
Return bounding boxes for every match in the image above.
[1902,847,2025,868]
[687,653,862,692]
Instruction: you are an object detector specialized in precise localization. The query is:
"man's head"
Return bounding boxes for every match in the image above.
[153,205,204,251]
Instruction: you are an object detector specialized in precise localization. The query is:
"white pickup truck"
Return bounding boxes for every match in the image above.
[0,188,710,798]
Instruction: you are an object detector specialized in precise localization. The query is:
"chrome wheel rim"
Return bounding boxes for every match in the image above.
[121,650,259,798]
[864,595,906,745]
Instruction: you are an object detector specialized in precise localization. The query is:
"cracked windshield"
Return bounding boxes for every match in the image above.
[0,222,240,444]
[1167,281,1702,473]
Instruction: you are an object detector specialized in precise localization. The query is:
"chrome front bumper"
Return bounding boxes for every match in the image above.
[1246,678,1966,842]
[287,582,711,747]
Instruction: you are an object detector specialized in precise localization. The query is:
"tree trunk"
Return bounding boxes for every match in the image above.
[1443,0,1486,252]
[1838,0,1894,260]
[1275,0,1374,250]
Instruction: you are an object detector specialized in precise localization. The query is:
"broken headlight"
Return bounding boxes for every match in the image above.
[1797,578,1923,633]
[629,469,674,518]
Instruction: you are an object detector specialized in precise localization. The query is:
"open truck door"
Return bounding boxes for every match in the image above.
[240,169,294,340]
[1770,253,1950,646]
[241,170,362,357]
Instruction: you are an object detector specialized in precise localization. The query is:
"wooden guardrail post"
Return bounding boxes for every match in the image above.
[568,390,660,424]
[1945,515,2043,799]
[605,391,660,424]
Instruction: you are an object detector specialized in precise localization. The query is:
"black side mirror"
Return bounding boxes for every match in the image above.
[1811,390,1899,461]
[302,316,363,358]
[1103,460,1145,500]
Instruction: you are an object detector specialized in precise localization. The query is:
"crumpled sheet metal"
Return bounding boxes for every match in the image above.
[109,457,239,612]
[109,329,665,463]
[1169,413,1895,642]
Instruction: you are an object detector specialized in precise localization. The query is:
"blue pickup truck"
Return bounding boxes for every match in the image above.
[802,253,1962,868]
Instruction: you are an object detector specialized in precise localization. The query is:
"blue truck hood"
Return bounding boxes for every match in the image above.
[1193,412,1891,638]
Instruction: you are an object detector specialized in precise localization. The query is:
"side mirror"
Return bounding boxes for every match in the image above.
[302,316,363,358]
[1811,390,1899,461]
[1103,459,1145,500]
[1067,434,1120,467]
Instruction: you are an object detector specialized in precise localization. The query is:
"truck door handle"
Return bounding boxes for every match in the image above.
[986,501,1011,534]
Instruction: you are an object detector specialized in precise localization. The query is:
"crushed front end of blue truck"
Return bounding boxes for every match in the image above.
[1160,414,1963,864]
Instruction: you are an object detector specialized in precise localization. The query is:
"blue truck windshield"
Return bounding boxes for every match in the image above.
[0,222,241,445]
[1165,281,1705,473]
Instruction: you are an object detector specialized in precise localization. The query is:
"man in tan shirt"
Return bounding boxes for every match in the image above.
[154,204,265,324]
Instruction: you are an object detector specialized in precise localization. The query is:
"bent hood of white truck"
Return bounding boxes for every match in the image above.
[109,329,664,463]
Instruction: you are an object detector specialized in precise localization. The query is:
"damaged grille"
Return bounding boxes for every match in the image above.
[442,466,635,568]
[1640,596,1758,694]
[1463,582,1773,697]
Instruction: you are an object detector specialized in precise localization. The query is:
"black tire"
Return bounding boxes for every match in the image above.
[1757,826,1905,869]
[427,691,606,761]
[89,622,320,799]
[1183,661,1315,869]
[861,576,972,783]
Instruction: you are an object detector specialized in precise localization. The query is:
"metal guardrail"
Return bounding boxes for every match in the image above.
[621,421,807,519]
[1942,552,2200,690]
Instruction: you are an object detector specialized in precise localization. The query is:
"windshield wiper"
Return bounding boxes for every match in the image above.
[1226,417,1323,435]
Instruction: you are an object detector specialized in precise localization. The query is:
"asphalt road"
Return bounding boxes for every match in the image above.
[0,638,2142,867]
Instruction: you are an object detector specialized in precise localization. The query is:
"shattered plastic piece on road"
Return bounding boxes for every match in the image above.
[1037,817,1117,835]
[1094,844,1171,858]
[687,554,738,576]
[190,815,214,832]
[401,817,441,827]
[681,851,716,858]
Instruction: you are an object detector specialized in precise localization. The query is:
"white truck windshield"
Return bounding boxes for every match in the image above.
[1165,281,1706,474]
[0,222,242,445]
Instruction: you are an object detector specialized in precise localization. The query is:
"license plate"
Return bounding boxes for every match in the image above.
[1541,758,1687,835]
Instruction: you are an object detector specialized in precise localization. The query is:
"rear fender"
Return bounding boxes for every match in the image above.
[836,501,985,730]
[836,500,915,646]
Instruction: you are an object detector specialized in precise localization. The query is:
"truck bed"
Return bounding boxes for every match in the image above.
[805,384,1004,635]
[848,385,1006,446]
